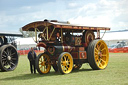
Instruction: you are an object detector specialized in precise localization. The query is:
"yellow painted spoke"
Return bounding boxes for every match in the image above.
[61,63,65,66]
[98,61,101,67]
[99,43,103,48]
[95,58,99,62]
[100,62,103,67]
[97,45,100,50]
[41,67,43,71]
[95,52,98,55]
[101,59,106,64]
[67,62,70,65]
[95,48,98,52]
[64,56,66,61]
[40,58,43,62]
[39,65,43,69]
[61,61,65,63]
[39,63,42,65]
[101,47,106,51]
[39,59,42,62]
[95,54,98,59]
[62,66,65,71]
[96,60,99,65]
[43,66,45,71]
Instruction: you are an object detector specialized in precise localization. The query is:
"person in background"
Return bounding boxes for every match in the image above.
[28,47,37,74]
[3,36,7,44]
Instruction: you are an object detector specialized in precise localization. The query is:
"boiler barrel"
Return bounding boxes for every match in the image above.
[47,44,73,55]
[55,44,72,53]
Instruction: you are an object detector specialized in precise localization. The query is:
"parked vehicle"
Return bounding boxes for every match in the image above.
[108,41,128,53]
[0,32,22,71]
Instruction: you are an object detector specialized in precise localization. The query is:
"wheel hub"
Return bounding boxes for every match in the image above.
[62,61,67,66]
[98,51,102,59]
[41,62,45,66]
[7,56,11,61]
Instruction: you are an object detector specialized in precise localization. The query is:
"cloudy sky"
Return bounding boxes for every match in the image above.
[0,0,128,32]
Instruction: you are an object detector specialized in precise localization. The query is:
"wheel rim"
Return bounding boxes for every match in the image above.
[38,54,51,74]
[1,46,18,71]
[94,40,109,69]
[60,53,73,74]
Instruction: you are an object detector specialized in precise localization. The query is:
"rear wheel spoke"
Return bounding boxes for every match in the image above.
[11,52,16,56]
[2,58,6,61]
[10,62,15,66]
[101,47,106,51]
[101,59,106,64]
[4,51,8,56]
[100,62,103,67]
[11,58,17,60]
[95,48,98,52]
[2,55,6,58]
[98,61,101,67]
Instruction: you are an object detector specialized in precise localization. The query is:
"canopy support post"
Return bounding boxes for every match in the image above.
[48,27,56,41]
[97,30,100,39]
[35,28,37,43]
[61,28,63,43]
[46,26,48,40]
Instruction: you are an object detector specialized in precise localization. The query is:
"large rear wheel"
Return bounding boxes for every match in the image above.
[87,40,109,70]
[36,53,51,74]
[58,52,73,74]
[0,45,18,71]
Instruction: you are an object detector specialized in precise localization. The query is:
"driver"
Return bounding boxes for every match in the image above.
[38,33,46,41]
[0,36,3,45]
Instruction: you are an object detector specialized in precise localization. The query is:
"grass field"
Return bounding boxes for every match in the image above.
[0,53,128,85]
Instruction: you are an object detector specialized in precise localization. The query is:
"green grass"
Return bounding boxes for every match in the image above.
[0,53,128,85]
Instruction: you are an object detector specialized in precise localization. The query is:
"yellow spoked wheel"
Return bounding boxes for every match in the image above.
[36,53,51,74]
[87,40,109,70]
[58,52,73,74]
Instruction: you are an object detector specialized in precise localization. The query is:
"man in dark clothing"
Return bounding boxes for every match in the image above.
[28,47,37,74]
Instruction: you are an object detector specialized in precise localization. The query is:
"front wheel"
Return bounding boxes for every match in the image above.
[87,40,109,70]
[58,52,73,74]
[36,53,51,74]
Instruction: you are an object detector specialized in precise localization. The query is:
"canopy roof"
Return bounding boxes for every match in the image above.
[0,32,23,37]
[22,19,110,31]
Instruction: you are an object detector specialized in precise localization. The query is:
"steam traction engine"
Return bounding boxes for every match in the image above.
[22,20,110,74]
[0,33,22,72]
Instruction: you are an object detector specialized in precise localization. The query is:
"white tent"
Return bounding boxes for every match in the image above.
[102,30,128,40]
[15,37,36,45]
